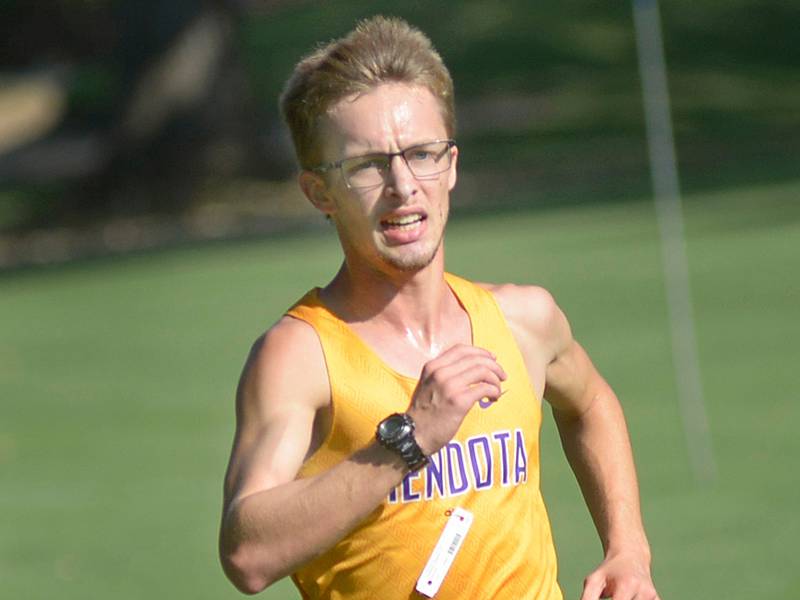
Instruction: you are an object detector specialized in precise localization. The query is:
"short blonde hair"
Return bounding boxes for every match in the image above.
[280,15,455,169]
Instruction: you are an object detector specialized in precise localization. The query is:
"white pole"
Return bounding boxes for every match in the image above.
[632,0,716,483]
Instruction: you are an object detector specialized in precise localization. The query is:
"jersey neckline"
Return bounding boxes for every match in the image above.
[307,272,476,384]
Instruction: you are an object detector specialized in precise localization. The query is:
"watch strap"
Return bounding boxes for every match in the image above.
[395,434,429,472]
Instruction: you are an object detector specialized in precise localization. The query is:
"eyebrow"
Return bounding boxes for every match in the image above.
[344,139,439,157]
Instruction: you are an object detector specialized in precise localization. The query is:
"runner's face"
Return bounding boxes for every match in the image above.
[315,83,457,273]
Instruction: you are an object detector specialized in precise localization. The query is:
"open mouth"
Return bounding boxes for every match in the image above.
[381,213,426,231]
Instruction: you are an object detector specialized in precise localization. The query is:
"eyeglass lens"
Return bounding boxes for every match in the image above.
[342,141,452,188]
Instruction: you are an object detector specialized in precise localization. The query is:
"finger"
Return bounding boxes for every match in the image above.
[440,343,495,360]
[457,382,503,406]
[580,573,606,600]
[423,344,496,373]
[431,343,504,369]
[605,580,644,600]
[432,355,507,387]
[480,388,509,404]
[642,585,660,600]
[458,365,504,391]
[419,361,505,398]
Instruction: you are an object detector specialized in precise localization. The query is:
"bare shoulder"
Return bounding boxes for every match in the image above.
[224,316,330,503]
[479,282,558,328]
[238,315,330,419]
[475,281,571,364]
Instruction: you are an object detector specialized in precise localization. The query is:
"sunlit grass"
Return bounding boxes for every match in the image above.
[1,180,799,598]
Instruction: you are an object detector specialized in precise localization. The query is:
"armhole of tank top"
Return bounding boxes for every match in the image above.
[477,283,543,407]
[290,573,312,600]
[283,312,338,469]
[444,275,476,348]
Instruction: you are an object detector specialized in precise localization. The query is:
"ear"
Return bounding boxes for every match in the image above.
[447,144,458,191]
[298,171,337,216]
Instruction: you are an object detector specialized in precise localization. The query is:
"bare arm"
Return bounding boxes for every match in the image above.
[219,317,408,593]
[547,340,657,600]
[219,318,506,594]
[492,285,659,600]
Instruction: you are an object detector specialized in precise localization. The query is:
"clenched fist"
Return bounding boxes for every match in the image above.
[407,344,507,455]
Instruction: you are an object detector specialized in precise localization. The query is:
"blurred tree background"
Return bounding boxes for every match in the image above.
[1,0,797,267]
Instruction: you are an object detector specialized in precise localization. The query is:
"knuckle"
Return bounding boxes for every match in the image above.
[617,575,634,587]
[441,381,460,400]
[615,577,639,595]
[482,380,500,394]
[480,363,498,377]
[431,369,448,386]
[484,367,501,382]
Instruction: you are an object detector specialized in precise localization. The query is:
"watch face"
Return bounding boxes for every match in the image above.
[379,414,408,442]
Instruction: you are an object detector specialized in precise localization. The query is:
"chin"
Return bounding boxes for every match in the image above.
[381,244,440,272]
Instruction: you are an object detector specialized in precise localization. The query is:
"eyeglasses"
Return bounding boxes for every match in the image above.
[312,139,456,190]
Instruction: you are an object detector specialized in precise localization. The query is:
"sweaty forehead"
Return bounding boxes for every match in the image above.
[319,83,447,155]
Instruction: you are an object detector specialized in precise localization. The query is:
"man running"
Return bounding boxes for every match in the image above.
[219,16,659,600]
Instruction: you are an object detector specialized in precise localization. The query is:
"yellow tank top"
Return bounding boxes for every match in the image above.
[286,273,562,600]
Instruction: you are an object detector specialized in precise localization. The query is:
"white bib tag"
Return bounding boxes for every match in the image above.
[415,508,473,598]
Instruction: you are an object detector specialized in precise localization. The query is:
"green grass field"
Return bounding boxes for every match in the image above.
[2,180,799,598]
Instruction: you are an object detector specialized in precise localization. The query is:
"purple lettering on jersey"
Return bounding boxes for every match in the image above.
[514,429,528,484]
[402,469,422,502]
[446,442,469,495]
[467,436,493,490]
[425,451,446,500]
[386,428,532,503]
[493,430,512,486]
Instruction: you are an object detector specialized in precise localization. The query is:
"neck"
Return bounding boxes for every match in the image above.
[321,250,451,340]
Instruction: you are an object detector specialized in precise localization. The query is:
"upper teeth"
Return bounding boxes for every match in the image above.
[386,215,422,225]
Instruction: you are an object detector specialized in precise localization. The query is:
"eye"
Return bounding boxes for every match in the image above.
[347,156,385,173]
[408,149,432,161]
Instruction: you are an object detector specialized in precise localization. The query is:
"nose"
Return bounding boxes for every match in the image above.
[384,154,417,201]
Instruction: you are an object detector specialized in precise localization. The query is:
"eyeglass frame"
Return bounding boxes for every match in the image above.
[310,139,457,190]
